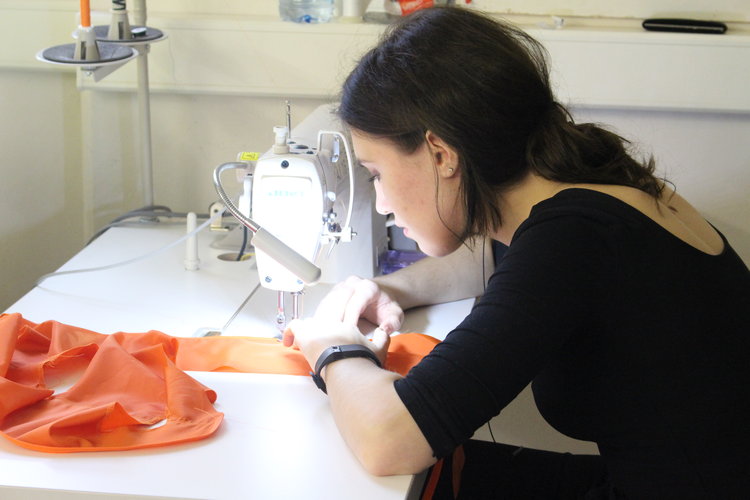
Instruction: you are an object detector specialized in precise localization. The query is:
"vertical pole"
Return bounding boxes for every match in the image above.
[132,0,153,207]
[136,45,154,207]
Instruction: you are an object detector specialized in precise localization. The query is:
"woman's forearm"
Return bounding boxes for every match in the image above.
[375,239,492,310]
[324,358,436,476]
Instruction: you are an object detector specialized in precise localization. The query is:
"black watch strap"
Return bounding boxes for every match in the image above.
[311,344,382,394]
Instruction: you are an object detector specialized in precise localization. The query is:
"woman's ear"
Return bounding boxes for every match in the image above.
[425,130,459,178]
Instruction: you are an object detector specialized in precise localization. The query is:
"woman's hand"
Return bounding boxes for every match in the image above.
[282,317,391,369]
[314,276,405,335]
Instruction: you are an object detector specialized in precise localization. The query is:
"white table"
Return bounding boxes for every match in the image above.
[1,219,474,500]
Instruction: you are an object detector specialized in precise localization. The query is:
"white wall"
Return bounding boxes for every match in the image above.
[0,69,85,310]
[82,91,327,229]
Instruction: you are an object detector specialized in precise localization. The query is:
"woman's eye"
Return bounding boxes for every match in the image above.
[368,174,380,183]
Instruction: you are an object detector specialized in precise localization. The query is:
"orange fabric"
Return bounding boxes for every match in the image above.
[421,458,445,500]
[451,444,465,497]
[173,327,440,376]
[0,313,438,453]
[419,446,465,500]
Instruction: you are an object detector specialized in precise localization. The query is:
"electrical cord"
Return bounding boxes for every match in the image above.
[481,235,498,445]
[236,226,249,261]
[36,207,224,286]
[87,205,210,246]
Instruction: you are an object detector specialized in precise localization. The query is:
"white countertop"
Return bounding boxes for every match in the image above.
[2,218,474,500]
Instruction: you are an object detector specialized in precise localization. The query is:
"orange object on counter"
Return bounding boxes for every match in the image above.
[0,313,438,453]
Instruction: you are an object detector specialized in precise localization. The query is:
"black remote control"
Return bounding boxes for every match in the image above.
[642,18,727,34]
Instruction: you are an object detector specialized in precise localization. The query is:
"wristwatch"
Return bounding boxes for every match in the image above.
[311,344,382,394]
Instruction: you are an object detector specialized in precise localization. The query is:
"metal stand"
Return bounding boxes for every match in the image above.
[37,1,167,209]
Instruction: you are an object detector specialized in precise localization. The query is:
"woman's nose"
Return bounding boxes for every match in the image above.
[373,183,390,215]
[375,200,390,216]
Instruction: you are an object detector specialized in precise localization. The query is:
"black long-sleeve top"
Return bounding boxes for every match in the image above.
[395,189,750,498]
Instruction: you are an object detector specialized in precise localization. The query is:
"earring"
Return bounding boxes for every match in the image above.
[448,168,454,174]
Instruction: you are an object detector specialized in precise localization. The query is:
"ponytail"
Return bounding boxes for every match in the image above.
[526,104,664,198]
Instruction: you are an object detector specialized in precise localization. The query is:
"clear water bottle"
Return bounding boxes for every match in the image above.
[279,0,335,24]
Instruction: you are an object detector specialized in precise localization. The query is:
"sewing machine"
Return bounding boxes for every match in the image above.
[213,104,388,331]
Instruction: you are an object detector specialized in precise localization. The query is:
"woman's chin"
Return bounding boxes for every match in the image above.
[415,241,460,258]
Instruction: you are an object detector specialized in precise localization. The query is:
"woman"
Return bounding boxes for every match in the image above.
[283,7,750,499]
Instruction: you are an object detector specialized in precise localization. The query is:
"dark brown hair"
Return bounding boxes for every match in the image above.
[339,6,662,240]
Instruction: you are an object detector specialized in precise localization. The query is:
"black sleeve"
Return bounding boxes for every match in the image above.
[394,214,614,458]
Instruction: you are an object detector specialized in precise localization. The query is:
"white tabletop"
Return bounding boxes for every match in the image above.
[2,219,473,500]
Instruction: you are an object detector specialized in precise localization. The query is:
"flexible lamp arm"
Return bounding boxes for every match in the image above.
[213,162,322,285]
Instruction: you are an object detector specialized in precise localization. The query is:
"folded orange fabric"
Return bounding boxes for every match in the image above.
[0,313,438,453]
